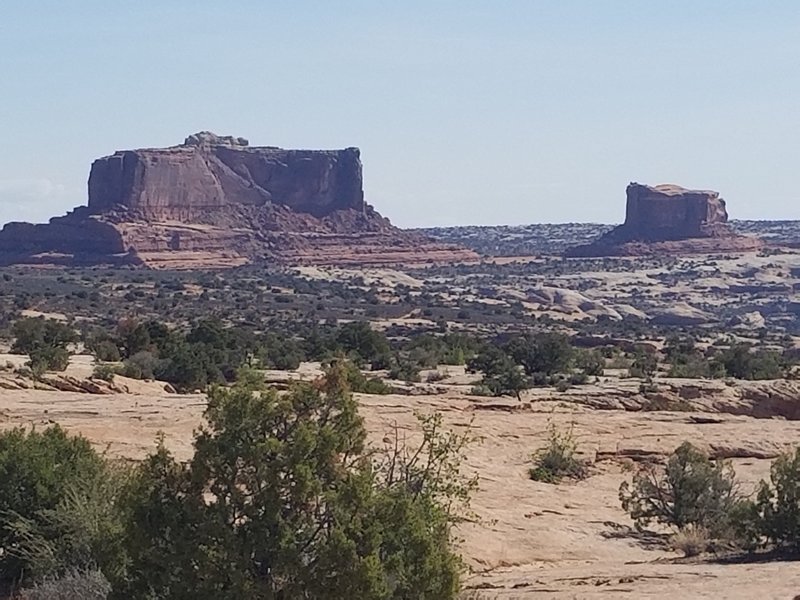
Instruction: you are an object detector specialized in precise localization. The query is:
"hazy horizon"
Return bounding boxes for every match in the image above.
[2,1,799,228]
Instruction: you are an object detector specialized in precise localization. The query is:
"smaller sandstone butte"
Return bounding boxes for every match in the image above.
[0,132,477,268]
[566,183,763,257]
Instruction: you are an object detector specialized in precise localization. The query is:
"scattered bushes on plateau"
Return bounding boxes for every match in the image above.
[0,367,475,599]
[467,345,529,400]
[336,358,392,394]
[619,442,742,539]
[749,447,800,552]
[467,332,602,398]
[529,423,587,484]
[620,442,800,556]
[710,343,788,381]
[11,317,77,374]
[664,336,794,381]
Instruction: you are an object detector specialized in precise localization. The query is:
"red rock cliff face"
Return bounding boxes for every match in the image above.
[566,183,762,257]
[87,133,365,220]
[0,132,476,268]
[622,183,730,241]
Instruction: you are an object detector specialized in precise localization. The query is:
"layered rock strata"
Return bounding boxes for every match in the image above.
[566,183,762,257]
[0,133,476,268]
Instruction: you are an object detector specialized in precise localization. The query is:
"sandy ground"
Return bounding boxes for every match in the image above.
[1,374,799,599]
[360,394,800,599]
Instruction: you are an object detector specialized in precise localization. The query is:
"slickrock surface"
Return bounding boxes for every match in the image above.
[0,132,476,268]
[567,183,763,257]
[2,361,800,599]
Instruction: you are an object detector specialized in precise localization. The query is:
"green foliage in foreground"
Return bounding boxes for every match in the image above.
[0,426,105,584]
[619,442,742,538]
[620,442,800,555]
[119,364,469,599]
[750,447,800,551]
[2,366,475,600]
[17,569,111,600]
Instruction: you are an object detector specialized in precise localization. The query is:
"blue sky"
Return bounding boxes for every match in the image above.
[1,1,798,226]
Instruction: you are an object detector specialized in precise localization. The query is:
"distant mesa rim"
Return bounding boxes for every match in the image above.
[0,132,477,268]
[564,182,762,257]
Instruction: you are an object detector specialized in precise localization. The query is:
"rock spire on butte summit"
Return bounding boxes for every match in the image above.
[0,132,476,268]
[566,182,763,257]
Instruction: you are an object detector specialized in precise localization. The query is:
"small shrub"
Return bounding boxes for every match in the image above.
[619,442,742,538]
[335,358,391,395]
[358,376,392,395]
[119,351,160,380]
[608,355,632,370]
[12,318,76,374]
[639,394,693,412]
[11,318,77,356]
[575,349,605,376]
[28,346,71,374]
[751,447,800,551]
[426,370,447,383]
[389,360,422,383]
[17,570,111,600]
[629,352,658,379]
[568,371,589,386]
[529,423,587,483]
[671,524,710,557]
[468,346,529,400]
[504,333,574,377]
[554,379,571,392]
[92,364,116,382]
[91,340,121,363]
[468,384,493,397]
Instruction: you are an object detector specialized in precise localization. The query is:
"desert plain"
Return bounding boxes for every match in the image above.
[1,236,799,598]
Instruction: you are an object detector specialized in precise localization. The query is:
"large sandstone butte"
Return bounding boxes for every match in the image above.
[0,132,476,268]
[566,182,763,257]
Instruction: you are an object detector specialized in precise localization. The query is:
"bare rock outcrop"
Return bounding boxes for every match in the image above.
[0,133,477,268]
[87,134,365,220]
[566,183,763,257]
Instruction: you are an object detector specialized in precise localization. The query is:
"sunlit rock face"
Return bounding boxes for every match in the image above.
[620,183,731,241]
[0,132,477,268]
[87,132,365,220]
[566,183,762,257]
